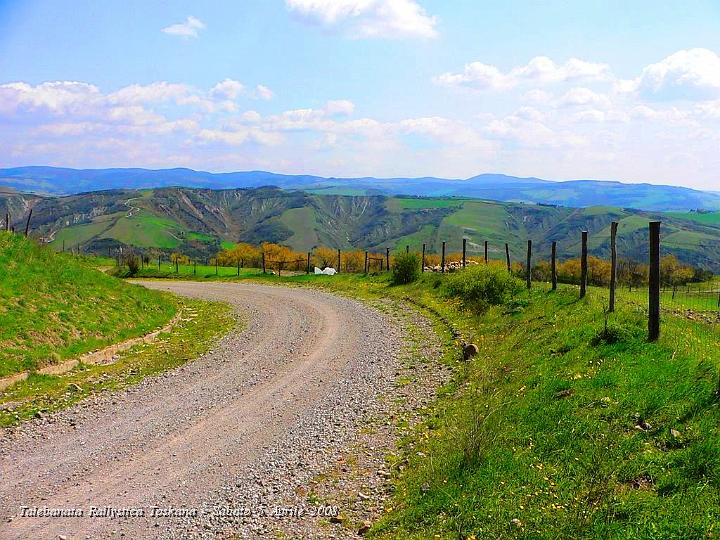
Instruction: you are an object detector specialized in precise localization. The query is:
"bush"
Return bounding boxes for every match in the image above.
[392,252,421,285]
[444,264,523,313]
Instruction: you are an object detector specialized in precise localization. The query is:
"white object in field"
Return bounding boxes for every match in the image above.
[322,267,337,275]
[314,267,323,274]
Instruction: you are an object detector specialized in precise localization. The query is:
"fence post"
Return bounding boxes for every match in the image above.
[505,243,511,273]
[462,238,467,268]
[441,241,446,273]
[484,240,488,264]
[237,259,240,276]
[24,209,32,237]
[406,245,409,254]
[63,240,66,253]
[4,213,8,231]
[421,243,426,273]
[176,258,179,273]
[364,251,369,274]
[609,221,618,312]
[526,240,532,289]
[580,231,588,298]
[337,249,341,273]
[306,252,311,274]
[551,241,557,291]
[215,258,218,275]
[158,255,161,271]
[649,221,661,341]
[386,247,390,271]
[194,261,197,275]
[262,252,266,274]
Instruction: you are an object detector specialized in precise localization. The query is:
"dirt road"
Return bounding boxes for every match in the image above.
[0,282,402,539]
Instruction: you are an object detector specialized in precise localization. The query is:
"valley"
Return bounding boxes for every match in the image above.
[2,186,720,271]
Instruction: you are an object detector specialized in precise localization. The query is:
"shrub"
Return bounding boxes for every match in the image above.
[392,252,421,285]
[444,264,523,313]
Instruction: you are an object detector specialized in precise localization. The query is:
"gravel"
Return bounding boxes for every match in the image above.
[0,281,448,540]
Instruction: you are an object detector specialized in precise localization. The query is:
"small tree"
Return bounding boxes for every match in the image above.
[392,252,421,285]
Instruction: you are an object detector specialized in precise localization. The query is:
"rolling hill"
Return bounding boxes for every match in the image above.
[2,187,720,272]
[2,166,720,211]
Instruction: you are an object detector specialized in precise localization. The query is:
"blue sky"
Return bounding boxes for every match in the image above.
[1,0,720,189]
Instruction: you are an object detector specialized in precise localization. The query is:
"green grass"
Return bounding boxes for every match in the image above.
[0,298,234,427]
[390,197,466,210]
[667,211,720,226]
[0,232,177,378]
[100,211,184,248]
[131,266,720,538]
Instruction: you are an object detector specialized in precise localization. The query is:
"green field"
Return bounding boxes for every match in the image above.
[668,211,720,226]
[0,232,177,378]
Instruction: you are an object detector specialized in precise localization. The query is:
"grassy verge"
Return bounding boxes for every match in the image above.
[114,262,720,538]
[0,232,177,377]
[0,298,235,428]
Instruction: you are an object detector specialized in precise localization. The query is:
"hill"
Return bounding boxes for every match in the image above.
[2,166,720,211]
[0,231,176,378]
[2,187,720,272]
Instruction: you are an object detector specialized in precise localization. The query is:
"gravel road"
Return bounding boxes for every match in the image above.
[0,281,407,540]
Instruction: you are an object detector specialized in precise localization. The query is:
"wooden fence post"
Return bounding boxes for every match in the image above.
[505,243,511,273]
[215,258,218,275]
[337,249,341,273]
[441,241,446,273]
[484,240,488,264]
[194,261,197,275]
[406,245,409,254]
[176,258,179,273]
[158,255,161,271]
[4,213,8,231]
[262,252,266,274]
[24,209,32,237]
[526,240,532,289]
[237,259,240,276]
[462,238,467,268]
[609,221,618,312]
[421,243,426,273]
[551,241,557,291]
[649,221,661,341]
[364,251,369,274]
[386,247,390,271]
[580,231,588,298]
[306,252,311,274]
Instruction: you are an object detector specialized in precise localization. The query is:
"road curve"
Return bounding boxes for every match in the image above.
[0,281,400,539]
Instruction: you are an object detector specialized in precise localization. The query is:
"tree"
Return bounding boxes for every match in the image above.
[312,246,337,269]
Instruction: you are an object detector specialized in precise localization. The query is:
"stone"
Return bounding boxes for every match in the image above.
[462,343,479,361]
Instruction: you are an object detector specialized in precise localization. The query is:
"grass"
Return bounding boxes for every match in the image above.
[118,261,720,538]
[0,298,235,427]
[0,232,177,378]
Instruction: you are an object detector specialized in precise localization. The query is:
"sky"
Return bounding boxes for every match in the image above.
[1,0,720,190]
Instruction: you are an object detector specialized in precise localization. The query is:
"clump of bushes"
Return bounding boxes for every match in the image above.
[392,252,421,285]
[444,264,523,313]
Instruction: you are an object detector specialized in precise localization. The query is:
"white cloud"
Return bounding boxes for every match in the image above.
[211,79,245,100]
[631,48,720,101]
[161,16,206,39]
[285,0,437,39]
[557,87,611,109]
[324,99,355,116]
[254,84,274,100]
[434,56,611,91]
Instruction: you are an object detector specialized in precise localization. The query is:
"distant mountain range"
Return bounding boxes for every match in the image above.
[1,166,719,212]
[2,186,719,271]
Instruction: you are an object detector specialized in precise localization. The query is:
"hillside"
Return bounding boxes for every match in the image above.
[0,232,176,378]
[2,187,720,272]
[2,166,720,211]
